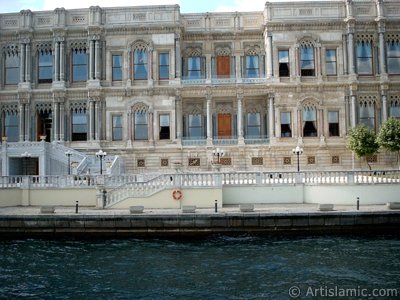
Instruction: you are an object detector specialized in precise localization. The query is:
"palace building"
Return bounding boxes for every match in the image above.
[0,0,400,176]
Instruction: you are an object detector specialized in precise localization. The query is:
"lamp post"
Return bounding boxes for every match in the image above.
[292,145,303,172]
[96,150,107,175]
[21,152,31,176]
[212,147,225,164]
[65,151,72,175]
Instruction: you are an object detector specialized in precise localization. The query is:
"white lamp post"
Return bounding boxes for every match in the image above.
[95,150,107,175]
[292,146,303,172]
[212,148,225,164]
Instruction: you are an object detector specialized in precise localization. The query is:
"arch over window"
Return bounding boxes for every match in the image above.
[356,34,374,75]
[389,95,400,119]
[243,45,263,79]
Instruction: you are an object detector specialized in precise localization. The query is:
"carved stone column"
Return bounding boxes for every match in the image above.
[24,104,30,141]
[20,43,26,83]
[25,43,31,82]
[268,94,275,138]
[237,92,244,143]
[175,95,182,139]
[89,100,94,141]
[19,104,25,141]
[60,41,65,81]
[175,34,181,78]
[350,94,357,128]
[59,102,65,141]
[381,94,388,123]
[378,23,387,75]
[95,40,100,80]
[54,41,60,81]
[53,102,59,141]
[206,93,212,142]
[89,40,95,80]
[95,101,100,140]
[265,33,273,78]
[347,26,356,75]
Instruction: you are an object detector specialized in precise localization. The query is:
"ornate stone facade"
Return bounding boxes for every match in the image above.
[1,0,400,175]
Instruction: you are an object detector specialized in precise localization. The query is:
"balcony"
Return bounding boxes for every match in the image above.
[182,137,207,146]
[244,135,269,145]
[213,137,238,145]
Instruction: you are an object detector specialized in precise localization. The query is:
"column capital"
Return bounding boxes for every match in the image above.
[206,86,213,101]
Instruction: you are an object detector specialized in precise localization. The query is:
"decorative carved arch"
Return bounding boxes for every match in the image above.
[356,33,375,43]
[0,103,19,114]
[358,95,379,108]
[298,97,321,110]
[69,101,87,113]
[69,41,87,52]
[184,46,203,57]
[215,45,232,56]
[186,104,203,115]
[390,95,400,107]
[35,102,52,114]
[246,104,262,114]
[35,42,53,54]
[297,37,317,48]
[2,44,19,56]
[131,102,149,113]
[216,103,232,114]
[131,40,151,52]
[244,45,261,56]
[387,34,400,44]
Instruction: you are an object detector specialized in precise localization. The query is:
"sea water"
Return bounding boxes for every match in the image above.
[0,236,399,299]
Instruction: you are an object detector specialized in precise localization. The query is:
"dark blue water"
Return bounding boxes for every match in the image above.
[0,236,399,299]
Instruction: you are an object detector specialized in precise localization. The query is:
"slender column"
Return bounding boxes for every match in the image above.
[176,96,182,139]
[206,96,212,139]
[235,54,241,81]
[175,35,181,78]
[54,42,59,81]
[266,34,273,78]
[53,102,59,141]
[147,49,153,81]
[59,103,65,141]
[237,95,243,139]
[89,40,95,80]
[19,104,25,141]
[25,43,31,82]
[342,35,348,75]
[148,111,154,141]
[379,32,386,75]
[24,104,30,141]
[95,101,100,140]
[95,40,100,80]
[295,47,300,76]
[89,100,94,141]
[127,111,132,142]
[316,47,321,77]
[297,109,302,137]
[60,41,65,81]
[348,32,355,75]
[381,94,388,123]
[268,95,275,138]
[20,44,26,82]
[351,94,357,128]
[318,109,324,137]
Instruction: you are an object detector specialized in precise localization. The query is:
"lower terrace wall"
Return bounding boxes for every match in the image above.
[0,189,22,207]
[112,188,222,209]
[223,186,304,204]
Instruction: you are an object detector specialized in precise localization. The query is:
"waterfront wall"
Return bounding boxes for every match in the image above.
[223,186,304,204]
[0,211,398,238]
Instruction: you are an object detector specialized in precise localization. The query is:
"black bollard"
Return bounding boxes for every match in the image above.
[215,200,218,213]
[357,197,360,211]
[75,200,79,214]
[102,189,107,208]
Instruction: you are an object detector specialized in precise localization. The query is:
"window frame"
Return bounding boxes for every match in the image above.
[188,114,203,139]
[158,52,170,80]
[133,49,148,80]
[244,55,259,78]
[359,101,376,131]
[38,49,53,84]
[159,113,170,140]
[280,111,292,138]
[72,48,88,82]
[112,54,123,81]
[71,108,88,141]
[246,112,261,138]
[300,46,315,77]
[328,111,340,137]
[4,53,20,85]
[134,111,148,140]
[357,41,373,75]
[387,41,400,75]
[278,50,290,77]
[112,114,123,141]
[3,111,19,142]
[325,49,337,76]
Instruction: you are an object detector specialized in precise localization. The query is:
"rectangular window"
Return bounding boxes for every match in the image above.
[278,50,290,77]
[38,50,53,83]
[280,112,292,137]
[5,54,19,85]
[72,50,88,82]
[359,102,375,130]
[390,102,400,119]
[188,114,203,138]
[71,109,87,141]
[247,112,261,138]
[188,57,201,79]
[159,114,170,140]
[328,111,340,136]
[357,41,373,75]
[112,115,123,141]
[325,49,337,76]
[133,50,148,80]
[112,55,122,81]
[301,47,315,76]
[245,55,259,78]
[134,111,148,140]
[4,113,19,142]
[303,108,317,137]
[387,41,400,74]
[159,52,169,80]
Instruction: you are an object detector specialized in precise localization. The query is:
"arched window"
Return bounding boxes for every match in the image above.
[299,40,315,77]
[357,35,374,75]
[132,42,149,80]
[1,105,19,142]
[389,97,400,119]
[71,42,88,82]
[387,35,400,74]
[38,47,53,83]
[182,46,205,80]
[132,103,149,140]
[4,45,19,85]
[70,103,87,141]
[359,96,377,130]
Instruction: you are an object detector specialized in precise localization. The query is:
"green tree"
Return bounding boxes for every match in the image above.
[377,117,400,166]
[347,124,379,170]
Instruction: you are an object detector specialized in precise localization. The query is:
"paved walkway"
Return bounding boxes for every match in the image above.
[0,204,394,216]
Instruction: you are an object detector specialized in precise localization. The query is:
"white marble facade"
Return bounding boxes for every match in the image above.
[1,0,400,175]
